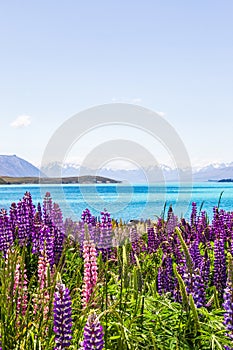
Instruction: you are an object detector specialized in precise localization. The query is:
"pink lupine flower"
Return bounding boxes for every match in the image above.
[33,250,50,318]
[82,240,98,308]
[13,260,28,326]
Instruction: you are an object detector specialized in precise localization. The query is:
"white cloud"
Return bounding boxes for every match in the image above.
[10,115,31,128]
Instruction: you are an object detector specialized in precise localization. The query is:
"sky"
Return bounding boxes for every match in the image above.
[0,0,233,170]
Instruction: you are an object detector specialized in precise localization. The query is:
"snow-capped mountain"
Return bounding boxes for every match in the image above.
[41,161,233,182]
[193,163,233,181]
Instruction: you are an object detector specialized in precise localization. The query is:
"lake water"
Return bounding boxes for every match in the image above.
[0,182,233,222]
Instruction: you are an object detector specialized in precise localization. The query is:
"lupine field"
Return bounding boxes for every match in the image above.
[0,192,233,349]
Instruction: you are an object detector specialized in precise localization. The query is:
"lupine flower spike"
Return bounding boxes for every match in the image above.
[82,240,98,308]
[53,279,72,350]
[223,253,233,349]
[13,259,28,326]
[80,311,104,350]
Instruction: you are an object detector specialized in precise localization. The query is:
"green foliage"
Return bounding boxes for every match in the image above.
[0,229,231,349]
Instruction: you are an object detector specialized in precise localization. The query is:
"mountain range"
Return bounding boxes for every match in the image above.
[0,155,44,177]
[41,160,233,182]
[0,155,233,182]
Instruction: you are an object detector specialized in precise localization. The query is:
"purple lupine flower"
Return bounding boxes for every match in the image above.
[81,208,92,224]
[16,200,28,246]
[53,203,65,265]
[192,268,205,308]
[197,211,210,244]
[190,202,197,229]
[80,312,104,350]
[223,285,233,340]
[53,282,72,350]
[211,207,227,242]
[171,230,186,277]
[87,222,97,245]
[130,227,140,263]
[42,193,64,265]
[9,202,18,240]
[81,209,97,243]
[223,255,233,348]
[214,234,227,297]
[32,212,43,254]
[43,192,53,225]
[200,250,210,290]
[98,210,113,258]
[157,254,174,296]
[82,240,98,308]
[16,192,36,246]
[189,239,202,269]
[147,226,157,253]
[64,218,80,243]
[37,202,43,222]
[0,209,14,255]
[166,207,178,236]
[211,207,227,298]
[23,191,36,229]
[80,209,96,244]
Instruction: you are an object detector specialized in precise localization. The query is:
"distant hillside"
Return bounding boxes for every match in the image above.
[0,155,44,177]
[0,175,121,185]
[218,178,233,183]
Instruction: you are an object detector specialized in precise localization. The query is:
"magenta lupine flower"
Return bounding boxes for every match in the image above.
[53,282,72,350]
[80,312,104,350]
[82,240,98,308]
[13,260,28,326]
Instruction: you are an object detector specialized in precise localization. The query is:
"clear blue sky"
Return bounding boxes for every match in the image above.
[0,1,232,168]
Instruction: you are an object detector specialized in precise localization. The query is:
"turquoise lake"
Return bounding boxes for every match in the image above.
[0,182,233,222]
